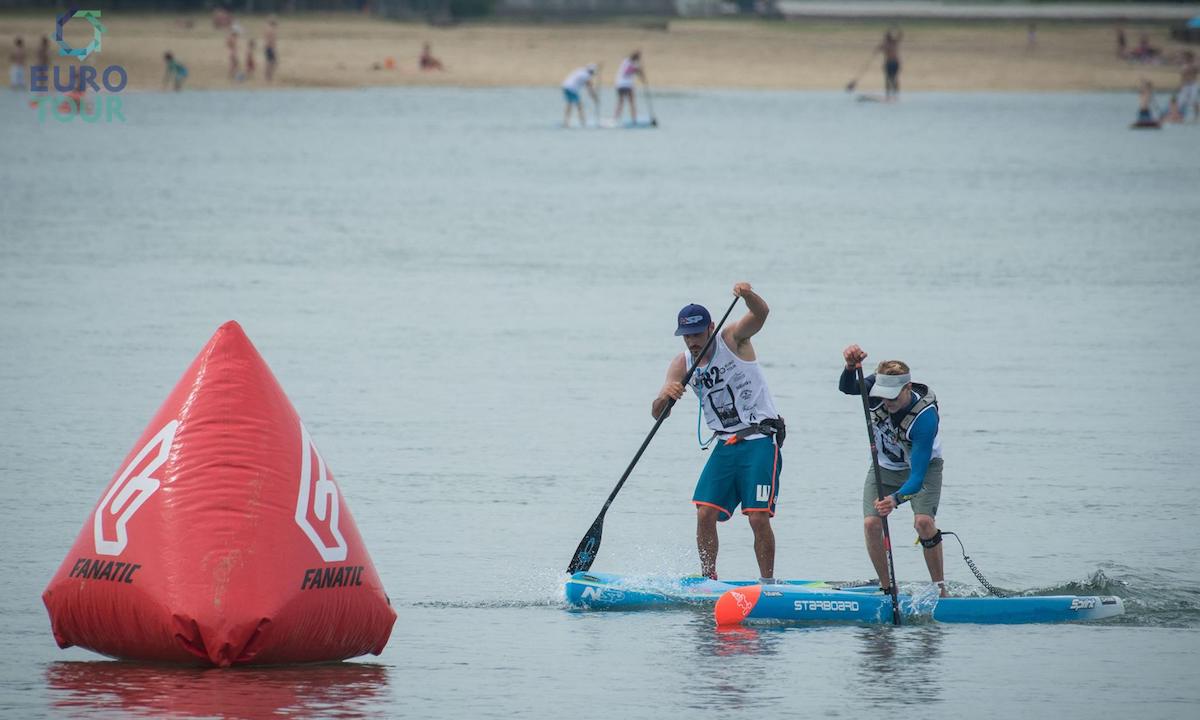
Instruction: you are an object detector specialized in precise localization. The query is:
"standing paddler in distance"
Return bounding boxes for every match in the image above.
[561,63,599,128]
[612,50,646,124]
[879,26,903,102]
[840,346,948,597]
[653,283,785,583]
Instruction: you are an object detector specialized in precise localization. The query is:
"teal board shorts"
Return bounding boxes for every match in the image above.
[693,436,782,521]
[862,458,943,518]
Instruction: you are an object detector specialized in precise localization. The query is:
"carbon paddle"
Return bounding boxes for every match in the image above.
[855,365,902,625]
[845,51,877,92]
[643,78,659,127]
[565,295,740,574]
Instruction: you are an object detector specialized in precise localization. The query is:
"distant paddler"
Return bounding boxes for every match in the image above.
[612,50,646,124]
[653,283,786,583]
[840,347,948,597]
[879,26,904,101]
[561,63,599,128]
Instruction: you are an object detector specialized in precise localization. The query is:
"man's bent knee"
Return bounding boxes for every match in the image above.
[697,506,721,524]
[864,516,882,533]
[914,514,937,537]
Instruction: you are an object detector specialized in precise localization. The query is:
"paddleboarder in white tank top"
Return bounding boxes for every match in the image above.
[652,282,785,583]
[612,50,644,124]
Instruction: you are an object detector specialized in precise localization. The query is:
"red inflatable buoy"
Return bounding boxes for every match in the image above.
[42,321,396,666]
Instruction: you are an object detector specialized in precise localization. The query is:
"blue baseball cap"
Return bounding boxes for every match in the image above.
[674,303,712,336]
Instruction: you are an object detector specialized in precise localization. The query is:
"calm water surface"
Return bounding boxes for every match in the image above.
[2,87,1198,719]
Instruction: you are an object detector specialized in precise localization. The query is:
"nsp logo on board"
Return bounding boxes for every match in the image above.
[579,586,625,603]
[29,6,128,123]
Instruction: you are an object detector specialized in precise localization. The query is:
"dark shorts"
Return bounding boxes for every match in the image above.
[693,436,782,521]
[885,59,900,78]
[617,87,633,97]
[266,46,277,63]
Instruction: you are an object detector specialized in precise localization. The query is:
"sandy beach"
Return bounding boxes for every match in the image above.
[1,12,1194,94]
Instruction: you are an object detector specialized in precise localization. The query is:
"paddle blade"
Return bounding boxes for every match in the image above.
[566,513,606,574]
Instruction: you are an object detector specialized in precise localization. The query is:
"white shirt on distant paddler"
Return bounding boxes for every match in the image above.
[562,67,593,92]
[615,58,639,89]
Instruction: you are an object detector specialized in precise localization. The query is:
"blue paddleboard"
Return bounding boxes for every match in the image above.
[714,584,1125,625]
[564,571,868,610]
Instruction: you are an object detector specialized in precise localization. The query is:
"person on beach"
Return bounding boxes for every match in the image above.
[561,63,598,128]
[1115,26,1128,59]
[212,6,232,31]
[36,36,49,72]
[840,347,948,598]
[1137,79,1158,124]
[613,50,645,123]
[163,52,188,91]
[1178,51,1198,121]
[264,17,278,82]
[1130,34,1160,63]
[227,28,241,81]
[245,38,257,80]
[419,42,444,71]
[9,36,26,91]
[878,27,903,101]
[652,283,786,583]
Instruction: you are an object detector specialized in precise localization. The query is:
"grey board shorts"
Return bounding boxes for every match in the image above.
[862,458,943,518]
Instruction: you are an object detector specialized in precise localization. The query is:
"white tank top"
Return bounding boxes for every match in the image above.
[615,58,639,89]
[686,333,779,435]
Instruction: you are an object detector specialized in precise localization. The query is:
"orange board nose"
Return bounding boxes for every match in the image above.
[714,584,762,626]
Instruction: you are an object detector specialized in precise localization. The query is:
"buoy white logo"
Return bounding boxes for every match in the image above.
[93,420,178,556]
[295,423,348,562]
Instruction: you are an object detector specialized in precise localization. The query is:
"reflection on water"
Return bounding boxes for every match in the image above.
[853,625,945,706]
[703,624,780,659]
[46,660,391,719]
[684,614,786,710]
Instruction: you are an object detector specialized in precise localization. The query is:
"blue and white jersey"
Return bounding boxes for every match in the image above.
[840,368,943,502]
[685,334,779,435]
[871,386,941,472]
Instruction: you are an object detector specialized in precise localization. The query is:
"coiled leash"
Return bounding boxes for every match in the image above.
[935,530,1010,597]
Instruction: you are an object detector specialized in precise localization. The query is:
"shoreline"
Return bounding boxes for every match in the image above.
[3,12,1194,93]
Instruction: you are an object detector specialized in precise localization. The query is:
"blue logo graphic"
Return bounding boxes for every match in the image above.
[30,5,126,123]
[55,7,106,61]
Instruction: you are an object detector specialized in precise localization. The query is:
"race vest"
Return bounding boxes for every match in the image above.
[687,334,779,434]
[869,383,942,470]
